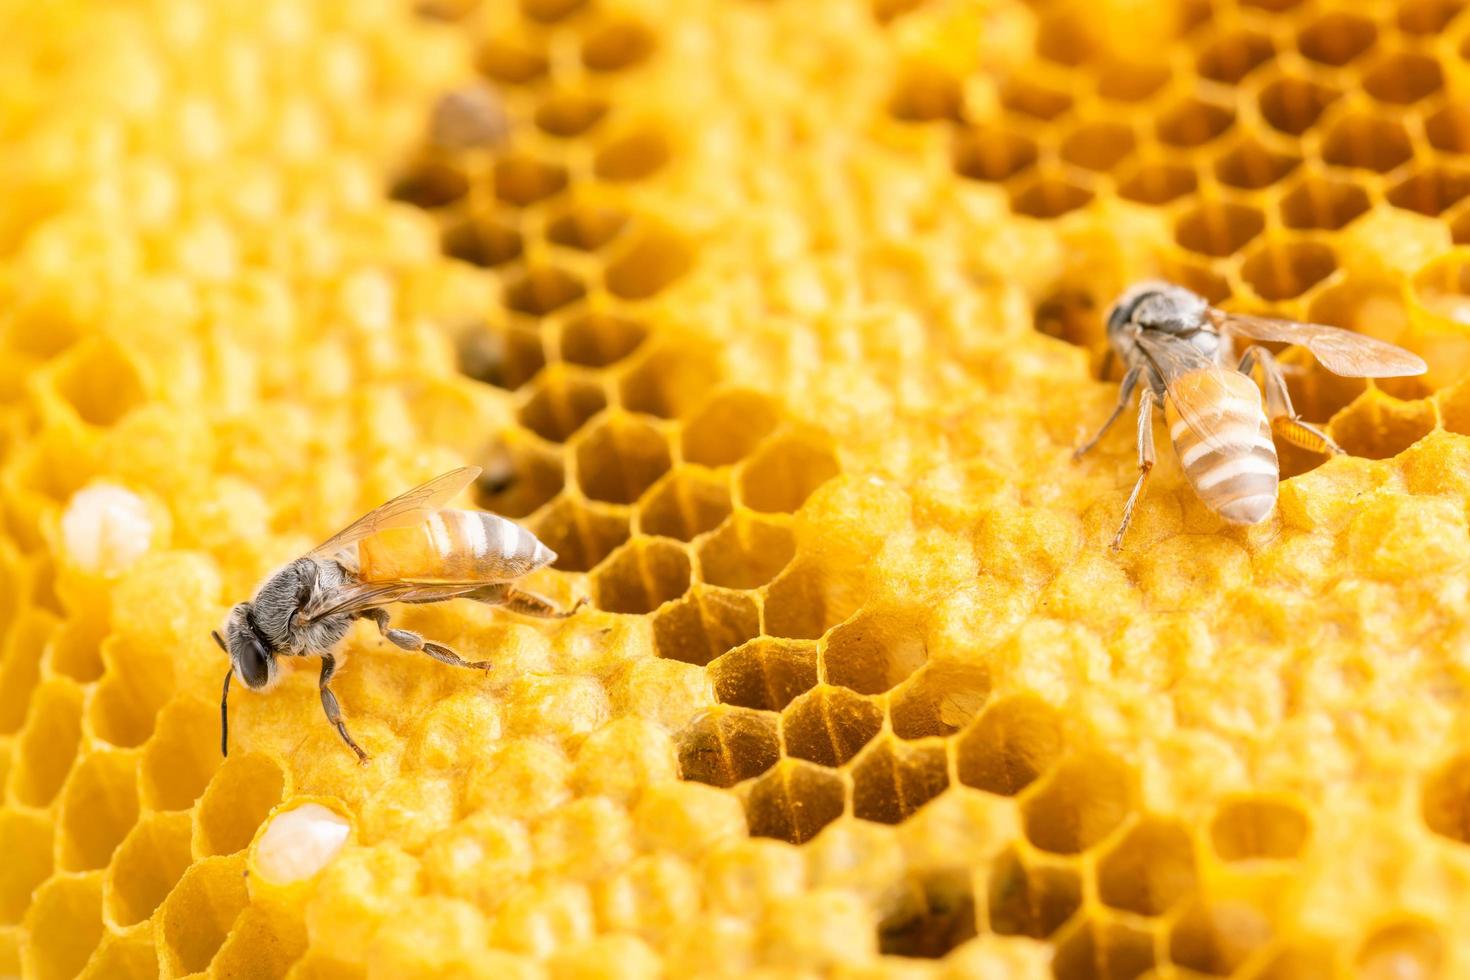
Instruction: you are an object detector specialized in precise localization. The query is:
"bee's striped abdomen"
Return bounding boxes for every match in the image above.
[1165,370,1279,525]
[357,509,556,583]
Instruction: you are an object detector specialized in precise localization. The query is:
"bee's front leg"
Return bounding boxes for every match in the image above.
[1110,388,1157,552]
[1075,364,1143,461]
[359,608,492,671]
[318,654,369,763]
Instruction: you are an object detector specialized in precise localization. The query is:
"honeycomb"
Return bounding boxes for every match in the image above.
[4,0,1470,976]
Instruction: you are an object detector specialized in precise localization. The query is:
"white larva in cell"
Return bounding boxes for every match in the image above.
[253,803,351,885]
[61,483,153,575]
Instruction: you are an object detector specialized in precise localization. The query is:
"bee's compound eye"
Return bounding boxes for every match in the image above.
[231,630,274,689]
[251,803,351,885]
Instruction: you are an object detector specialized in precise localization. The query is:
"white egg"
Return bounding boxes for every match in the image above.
[253,803,351,885]
[61,483,153,575]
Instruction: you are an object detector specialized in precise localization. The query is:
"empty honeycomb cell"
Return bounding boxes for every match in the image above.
[888,663,989,740]
[1095,59,1169,103]
[1297,11,1378,67]
[710,637,818,712]
[697,513,795,590]
[441,215,523,269]
[0,610,54,733]
[738,433,839,513]
[457,322,546,391]
[594,127,672,182]
[474,438,564,519]
[105,811,192,928]
[196,751,285,856]
[536,92,610,138]
[1322,113,1414,173]
[604,224,694,300]
[1258,75,1340,137]
[821,606,927,695]
[159,856,249,976]
[954,695,1064,796]
[591,536,691,613]
[1389,167,1470,217]
[57,749,140,872]
[22,875,103,980]
[576,413,672,505]
[779,686,883,767]
[1280,174,1372,230]
[519,369,608,443]
[80,933,157,980]
[1059,122,1136,173]
[0,811,51,923]
[529,495,630,572]
[1252,940,1342,980]
[1430,105,1470,158]
[681,389,782,467]
[50,337,148,427]
[743,759,846,844]
[1033,289,1104,351]
[986,847,1082,939]
[547,204,631,253]
[560,312,646,369]
[388,158,469,209]
[1328,390,1436,459]
[47,615,105,682]
[877,869,977,959]
[619,343,720,420]
[1022,752,1134,854]
[521,0,586,23]
[1001,77,1073,121]
[1095,816,1197,915]
[1034,9,1098,67]
[850,738,948,824]
[1363,51,1443,106]
[506,266,588,317]
[495,155,571,208]
[1168,901,1273,976]
[888,65,963,123]
[476,37,550,85]
[1051,917,1155,980]
[1175,201,1265,258]
[1156,97,1234,148]
[581,18,656,73]
[637,467,731,541]
[952,126,1039,183]
[89,669,165,748]
[1010,175,1094,220]
[1197,30,1275,85]
[763,561,859,640]
[1400,0,1465,33]
[212,906,308,980]
[1215,139,1300,191]
[11,679,82,807]
[676,706,780,788]
[1240,240,1337,301]
[1210,795,1310,860]
[654,587,760,666]
[1117,160,1198,206]
[1355,919,1445,980]
[1423,753,1470,844]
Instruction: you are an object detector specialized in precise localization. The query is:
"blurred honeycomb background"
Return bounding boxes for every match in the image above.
[3,0,1470,977]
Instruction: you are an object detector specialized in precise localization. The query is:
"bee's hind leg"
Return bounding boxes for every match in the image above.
[1237,345,1343,456]
[459,583,586,619]
[359,607,493,671]
[319,654,369,763]
[1074,365,1143,461]
[1110,388,1157,552]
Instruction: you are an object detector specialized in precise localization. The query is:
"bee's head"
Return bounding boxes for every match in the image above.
[1108,280,1207,337]
[213,603,278,691]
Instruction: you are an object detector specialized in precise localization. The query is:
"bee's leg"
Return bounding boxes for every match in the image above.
[1074,365,1143,461]
[1237,345,1343,456]
[358,607,492,671]
[1110,388,1157,552]
[319,654,369,764]
[498,587,588,619]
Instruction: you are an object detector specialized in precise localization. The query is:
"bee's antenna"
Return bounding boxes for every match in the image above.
[220,668,232,758]
[211,630,226,652]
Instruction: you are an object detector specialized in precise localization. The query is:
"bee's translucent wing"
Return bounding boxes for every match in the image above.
[1131,330,1245,455]
[308,467,481,559]
[300,580,486,623]
[1211,311,1427,378]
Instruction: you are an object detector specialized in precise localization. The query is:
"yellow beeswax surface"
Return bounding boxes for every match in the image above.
[3,0,1470,977]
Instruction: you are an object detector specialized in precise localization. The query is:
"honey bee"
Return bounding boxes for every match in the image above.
[1077,281,1428,550]
[211,467,580,762]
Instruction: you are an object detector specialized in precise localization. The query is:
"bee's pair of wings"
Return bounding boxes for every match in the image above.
[298,466,498,624]
[1140,311,1428,452]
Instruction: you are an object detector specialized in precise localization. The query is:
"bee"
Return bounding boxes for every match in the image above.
[211,467,580,762]
[1077,281,1428,551]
